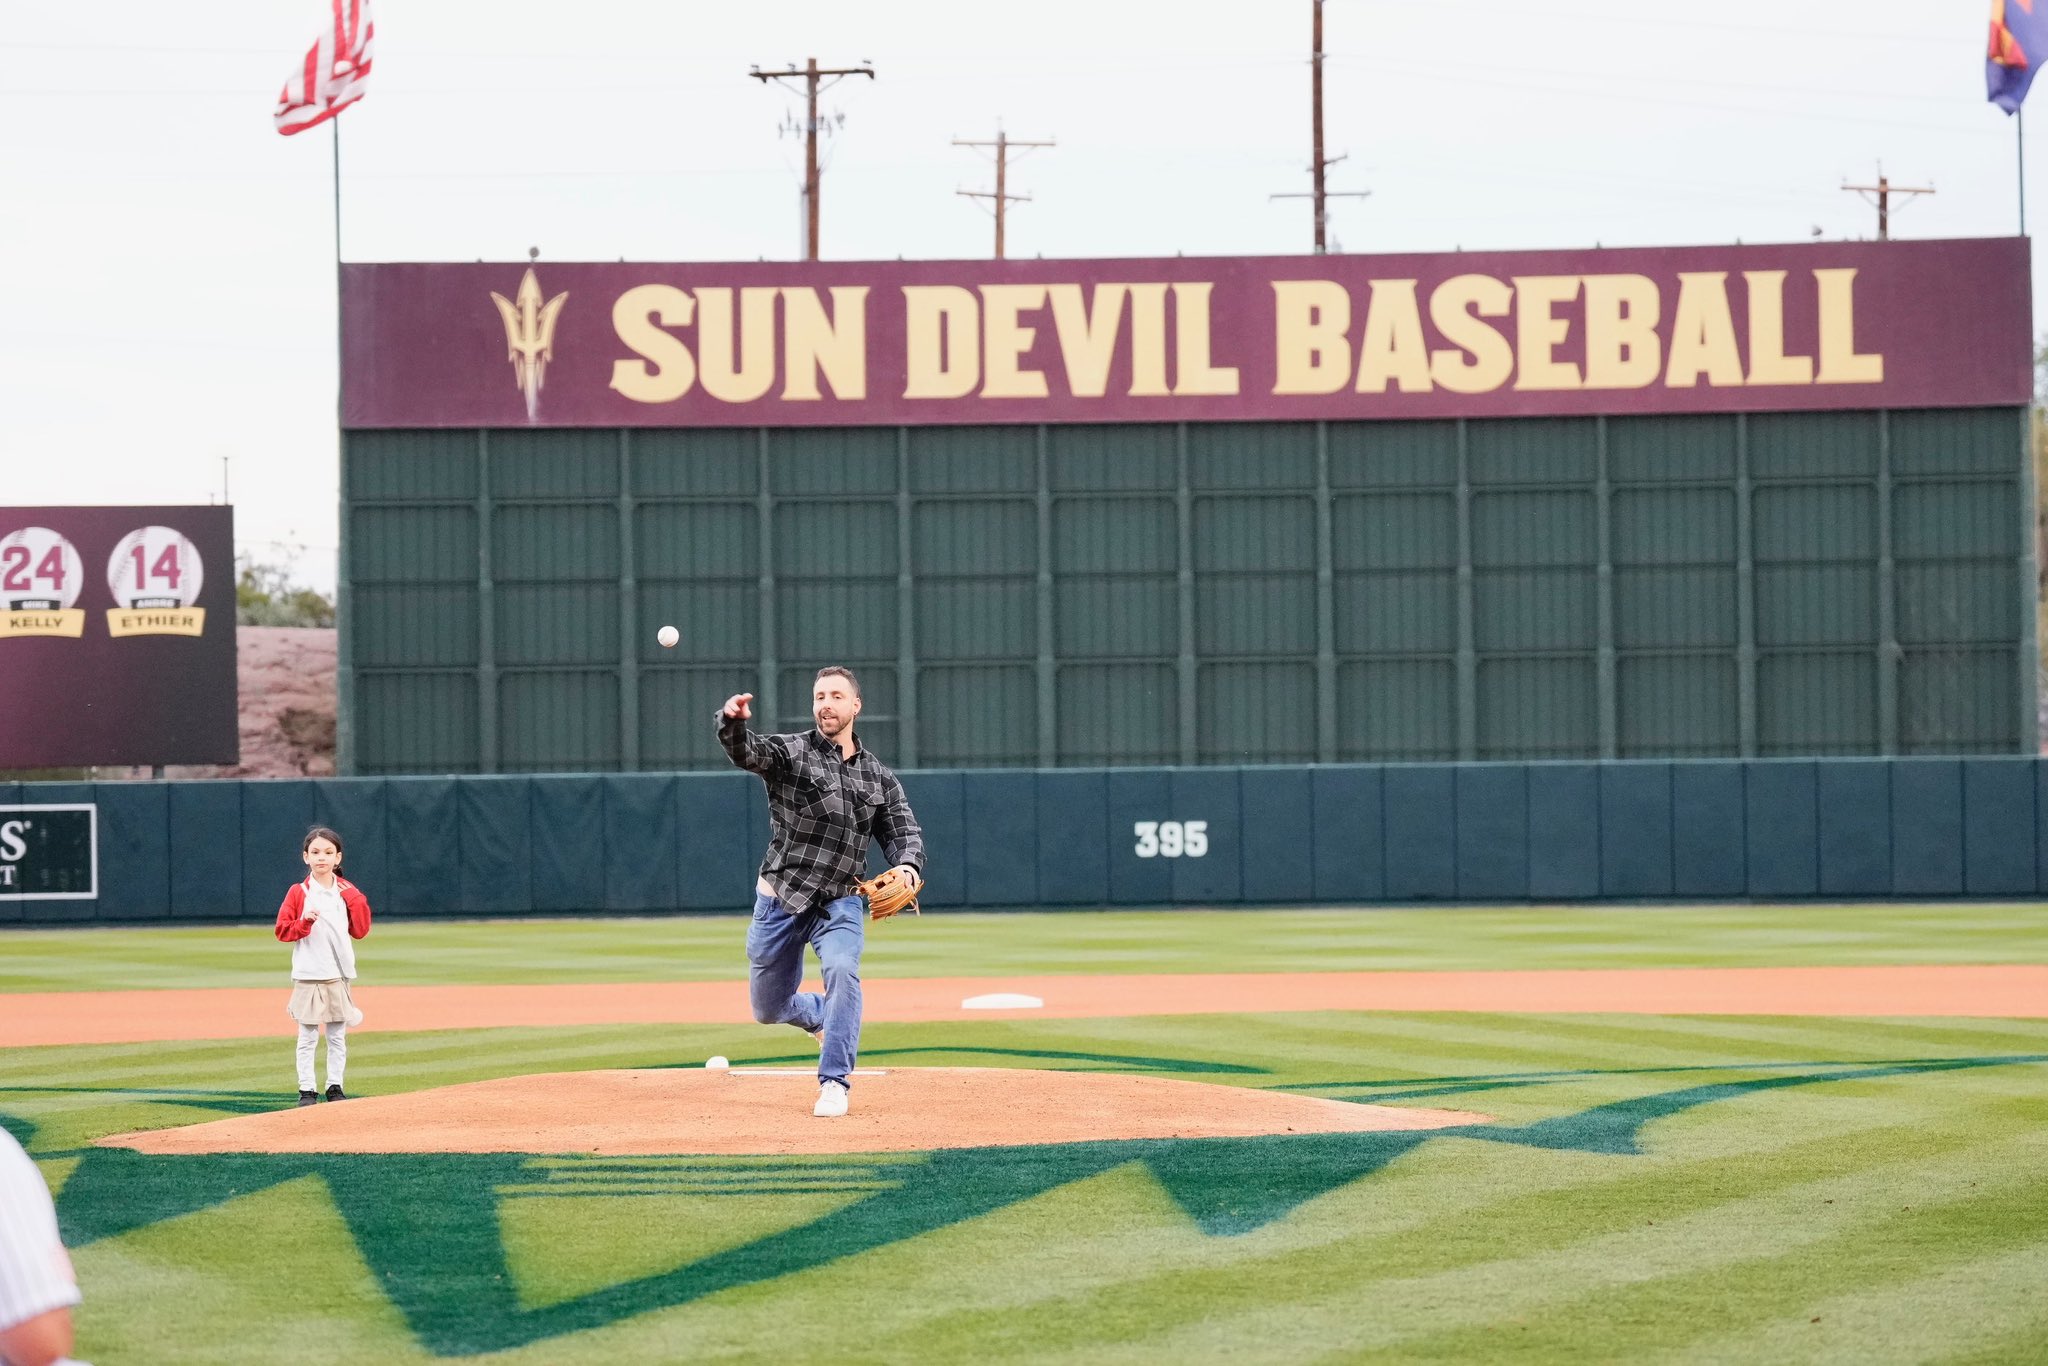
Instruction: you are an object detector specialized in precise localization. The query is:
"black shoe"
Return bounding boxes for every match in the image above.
[297,1091,319,1108]
[324,1084,347,1102]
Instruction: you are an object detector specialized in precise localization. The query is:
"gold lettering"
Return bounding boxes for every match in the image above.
[1743,271,1814,385]
[1171,282,1239,395]
[1582,274,1661,389]
[1271,280,1351,395]
[1513,275,1583,391]
[1046,284,1127,398]
[1355,279,1431,394]
[694,287,778,403]
[1664,272,1744,387]
[1126,283,1171,396]
[781,286,868,400]
[1814,267,1884,383]
[1428,274,1515,394]
[609,284,696,403]
[981,284,1051,399]
[903,286,980,399]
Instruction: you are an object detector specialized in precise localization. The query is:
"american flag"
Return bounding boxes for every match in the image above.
[274,0,375,135]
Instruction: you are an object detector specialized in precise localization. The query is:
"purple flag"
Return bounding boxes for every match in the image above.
[1988,0,2048,112]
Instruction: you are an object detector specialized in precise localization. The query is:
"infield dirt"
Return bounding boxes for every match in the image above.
[9,964,2046,1048]
[97,1067,1490,1156]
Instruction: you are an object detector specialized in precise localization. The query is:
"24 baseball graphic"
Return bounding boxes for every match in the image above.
[106,525,207,637]
[0,526,87,638]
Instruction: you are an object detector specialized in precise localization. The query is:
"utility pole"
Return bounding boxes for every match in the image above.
[1842,165,1934,241]
[750,57,875,261]
[1312,0,1327,253]
[1271,0,1368,252]
[954,125,1055,259]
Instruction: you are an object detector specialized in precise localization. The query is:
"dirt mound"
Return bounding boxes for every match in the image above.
[98,1068,1488,1156]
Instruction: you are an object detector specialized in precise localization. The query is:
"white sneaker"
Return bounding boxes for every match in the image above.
[813,1080,849,1118]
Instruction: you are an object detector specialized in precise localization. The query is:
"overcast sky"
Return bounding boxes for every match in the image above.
[1,1,2032,594]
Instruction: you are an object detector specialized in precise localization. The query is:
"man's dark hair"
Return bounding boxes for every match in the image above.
[813,665,861,696]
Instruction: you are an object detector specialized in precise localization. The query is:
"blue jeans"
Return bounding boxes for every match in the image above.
[746,891,865,1086]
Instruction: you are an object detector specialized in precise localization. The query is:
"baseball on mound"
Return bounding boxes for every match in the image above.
[705,1055,729,1070]
[657,625,680,648]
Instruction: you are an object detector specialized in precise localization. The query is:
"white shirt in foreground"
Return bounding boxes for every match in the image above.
[0,1128,81,1335]
[291,877,358,981]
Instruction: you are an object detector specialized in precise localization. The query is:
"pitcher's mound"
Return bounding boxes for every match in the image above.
[100,1068,1487,1156]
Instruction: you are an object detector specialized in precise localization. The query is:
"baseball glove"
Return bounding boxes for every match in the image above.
[856,867,922,921]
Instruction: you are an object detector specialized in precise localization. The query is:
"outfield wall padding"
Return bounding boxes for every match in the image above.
[12,757,2048,923]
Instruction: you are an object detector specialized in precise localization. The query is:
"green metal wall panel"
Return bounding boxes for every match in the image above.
[920,665,1036,766]
[769,427,896,494]
[1760,653,1877,755]
[490,429,621,498]
[1058,663,1176,765]
[495,585,619,665]
[1201,662,1316,762]
[1467,416,1597,483]
[1748,410,1879,477]
[499,671,619,771]
[1327,419,1457,487]
[357,672,478,774]
[1478,656,1598,758]
[1188,422,1317,489]
[352,506,478,583]
[1605,414,1737,482]
[1337,659,1456,759]
[640,669,741,769]
[1049,425,1176,491]
[1620,656,1739,756]
[907,426,1039,493]
[495,505,618,580]
[632,429,756,496]
[636,503,758,577]
[1901,650,2018,753]
[347,430,479,501]
[340,408,2031,774]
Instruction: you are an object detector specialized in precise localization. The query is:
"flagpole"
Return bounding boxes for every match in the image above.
[2021,107,2029,237]
[331,113,353,774]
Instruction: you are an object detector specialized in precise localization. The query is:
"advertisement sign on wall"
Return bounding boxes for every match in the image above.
[0,804,97,900]
[0,506,238,768]
[343,237,2033,429]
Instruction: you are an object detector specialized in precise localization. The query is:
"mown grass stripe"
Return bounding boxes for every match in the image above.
[7,903,2047,992]
[1401,1129,2048,1363]
[1656,1234,2048,1364]
[961,1121,2047,1364]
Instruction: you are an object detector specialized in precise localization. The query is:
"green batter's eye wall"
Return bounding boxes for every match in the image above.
[337,411,2035,776]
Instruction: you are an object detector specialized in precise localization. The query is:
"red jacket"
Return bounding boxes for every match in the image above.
[274,877,373,942]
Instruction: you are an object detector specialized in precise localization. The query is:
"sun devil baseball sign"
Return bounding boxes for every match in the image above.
[341,237,2032,429]
[0,506,237,768]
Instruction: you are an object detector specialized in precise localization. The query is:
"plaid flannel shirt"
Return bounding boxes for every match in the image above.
[717,711,925,916]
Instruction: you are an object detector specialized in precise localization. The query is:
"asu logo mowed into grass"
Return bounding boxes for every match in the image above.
[27,1048,2047,1358]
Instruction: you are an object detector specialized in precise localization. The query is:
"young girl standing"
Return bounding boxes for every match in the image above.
[273,825,373,1106]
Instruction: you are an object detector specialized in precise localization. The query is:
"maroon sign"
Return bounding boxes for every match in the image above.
[343,238,2032,429]
[0,507,237,768]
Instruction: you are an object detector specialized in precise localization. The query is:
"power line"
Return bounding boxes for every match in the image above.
[749,58,875,261]
[953,124,1054,259]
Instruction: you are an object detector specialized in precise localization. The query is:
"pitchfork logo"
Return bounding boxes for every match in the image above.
[490,268,569,422]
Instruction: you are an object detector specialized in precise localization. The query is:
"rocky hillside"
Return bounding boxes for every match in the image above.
[128,627,338,780]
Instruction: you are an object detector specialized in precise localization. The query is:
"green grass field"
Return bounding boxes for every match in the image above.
[6,904,2047,1364]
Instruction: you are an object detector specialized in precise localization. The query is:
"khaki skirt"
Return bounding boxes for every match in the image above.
[287,979,363,1027]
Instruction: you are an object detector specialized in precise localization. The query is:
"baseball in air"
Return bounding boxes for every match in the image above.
[705,1055,730,1070]
[657,625,680,648]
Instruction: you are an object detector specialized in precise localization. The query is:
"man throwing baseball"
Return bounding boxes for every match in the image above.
[717,666,924,1118]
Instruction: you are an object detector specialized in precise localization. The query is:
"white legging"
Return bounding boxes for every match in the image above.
[296,1021,348,1092]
